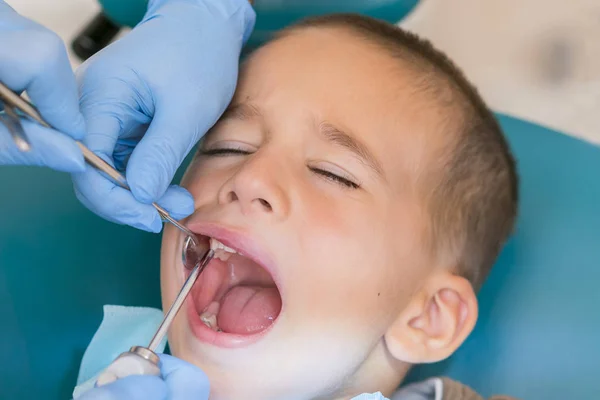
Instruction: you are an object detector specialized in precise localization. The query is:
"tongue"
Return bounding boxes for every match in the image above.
[217,286,281,335]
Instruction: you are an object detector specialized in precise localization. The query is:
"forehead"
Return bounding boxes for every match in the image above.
[235,27,448,187]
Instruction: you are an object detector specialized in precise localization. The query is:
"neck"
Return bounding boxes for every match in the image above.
[332,341,412,400]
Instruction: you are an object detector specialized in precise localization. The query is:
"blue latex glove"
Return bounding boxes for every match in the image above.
[73,0,255,232]
[78,354,210,400]
[0,1,85,172]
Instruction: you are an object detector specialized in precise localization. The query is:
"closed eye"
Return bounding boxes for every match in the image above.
[200,146,360,189]
[199,147,253,156]
[311,167,360,189]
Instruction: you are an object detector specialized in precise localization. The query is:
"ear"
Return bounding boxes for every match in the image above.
[384,272,478,363]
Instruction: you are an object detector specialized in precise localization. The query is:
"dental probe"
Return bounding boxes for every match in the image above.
[95,248,215,387]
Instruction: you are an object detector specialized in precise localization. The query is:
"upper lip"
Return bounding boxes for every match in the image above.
[185,220,283,294]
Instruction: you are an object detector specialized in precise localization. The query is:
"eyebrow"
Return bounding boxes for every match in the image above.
[221,103,263,121]
[319,122,385,179]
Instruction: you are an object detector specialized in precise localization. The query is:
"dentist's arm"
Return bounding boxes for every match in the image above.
[0,1,85,172]
[73,0,255,232]
[79,354,210,400]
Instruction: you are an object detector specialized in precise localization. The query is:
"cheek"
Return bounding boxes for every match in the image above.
[289,190,426,337]
[289,197,400,331]
[298,252,400,331]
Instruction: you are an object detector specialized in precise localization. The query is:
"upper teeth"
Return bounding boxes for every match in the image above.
[210,238,237,254]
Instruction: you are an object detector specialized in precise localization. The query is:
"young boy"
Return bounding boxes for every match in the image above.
[78,13,518,400]
[159,13,518,400]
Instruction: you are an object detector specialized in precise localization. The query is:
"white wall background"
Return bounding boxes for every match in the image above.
[10,0,600,145]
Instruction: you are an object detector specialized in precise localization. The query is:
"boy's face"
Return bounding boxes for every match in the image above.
[161,28,444,399]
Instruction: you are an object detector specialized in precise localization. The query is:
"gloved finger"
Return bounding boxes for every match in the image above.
[0,119,84,172]
[76,60,151,163]
[24,42,86,139]
[0,7,85,139]
[74,78,161,230]
[77,85,134,162]
[126,98,226,204]
[79,375,167,400]
[158,354,210,399]
[155,185,195,220]
[72,157,163,233]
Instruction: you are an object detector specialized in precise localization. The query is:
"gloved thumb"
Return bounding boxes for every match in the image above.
[159,354,211,399]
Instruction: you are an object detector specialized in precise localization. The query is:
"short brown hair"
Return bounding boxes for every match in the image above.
[279,14,518,290]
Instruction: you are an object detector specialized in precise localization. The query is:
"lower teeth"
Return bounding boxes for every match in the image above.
[200,301,220,331]
[201,314,218,330]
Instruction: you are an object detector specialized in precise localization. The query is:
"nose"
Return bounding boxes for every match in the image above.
[217,151,291,219]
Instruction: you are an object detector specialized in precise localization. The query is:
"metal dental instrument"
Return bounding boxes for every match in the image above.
[149,243,214,352]
[96,243,215,386]
[0,81,203,267]
[0,83,32,152]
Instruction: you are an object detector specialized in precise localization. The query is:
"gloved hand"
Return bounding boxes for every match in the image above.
[0,1,85,172]
[79,354,210,400]
[73,0,256,232]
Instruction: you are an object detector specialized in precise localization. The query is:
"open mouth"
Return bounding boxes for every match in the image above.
[184,230,282,346]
